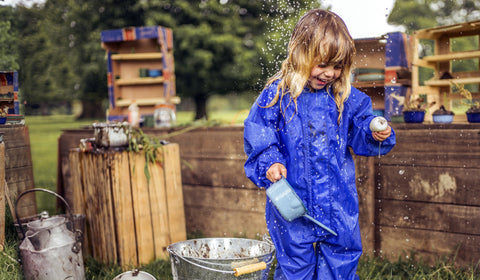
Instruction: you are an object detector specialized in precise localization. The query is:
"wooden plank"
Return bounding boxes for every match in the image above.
[380,126,480,167]
[129,152,155,264]
[179,157,256,189]
[378,226,480,266]
[0,142,5,248]
[68,150,90,257]
[5,146,32,169]
[162,143,186,244]
[57,129,94,202]
[425,77,480,86]
[115,77,164,86]
[182,184,267,238]
[1,125,31,149]
[165,127,246,157]
[110,152,138,266]
[80,153,99,260]
[5,166,35,219]
[377,165,480,206]
[111,53,163,60]
[354,155,376,255]
[422,50,480,62]
[81,153,117,264]
[100,154,118,264]
[378,199,480,235]
[184,204,267,238]
[115,96,181,107]
[1,126,36,218]
[147,152,170,260]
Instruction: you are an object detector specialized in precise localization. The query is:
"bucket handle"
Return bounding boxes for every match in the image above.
[14,188,82,253]
[167,247,274,277]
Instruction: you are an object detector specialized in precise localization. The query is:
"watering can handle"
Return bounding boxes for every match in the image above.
[233,262,267,277]
[15,188,74,240]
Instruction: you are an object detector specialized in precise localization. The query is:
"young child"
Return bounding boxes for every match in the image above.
[244,9,395,280]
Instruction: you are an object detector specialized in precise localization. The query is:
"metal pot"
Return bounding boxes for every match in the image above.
[92,122,130,147]
[16,189,85,280]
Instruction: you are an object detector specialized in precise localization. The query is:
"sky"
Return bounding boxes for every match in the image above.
[325,0,403,39]
[1,0,403,39]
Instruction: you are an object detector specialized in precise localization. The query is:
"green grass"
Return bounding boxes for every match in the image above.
[2,112,480,279]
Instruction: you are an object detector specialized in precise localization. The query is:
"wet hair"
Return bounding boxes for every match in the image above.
[265,9,356,123]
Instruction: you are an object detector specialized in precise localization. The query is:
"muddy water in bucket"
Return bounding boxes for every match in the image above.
[167,238,275,280]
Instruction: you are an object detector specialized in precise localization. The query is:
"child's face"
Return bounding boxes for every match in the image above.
[308,63,342,90]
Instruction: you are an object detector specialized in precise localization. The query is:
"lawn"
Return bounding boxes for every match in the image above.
[1,112,480,279]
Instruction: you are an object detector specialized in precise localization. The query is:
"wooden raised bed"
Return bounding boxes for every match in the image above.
[58,123,480,266]
[66,144,186,266]
[375,123,480,266]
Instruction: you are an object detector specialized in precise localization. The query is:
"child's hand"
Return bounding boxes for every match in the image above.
[372,125,392,142]
[266,163,287,182]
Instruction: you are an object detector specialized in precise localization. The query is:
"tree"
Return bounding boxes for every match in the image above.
[0,6,19,70]
[141,0,322,120]
[12,1,78,115]
[388,0,480,33]
[9,0,324,119]
[63,0,145,119]
[11,0,145,117]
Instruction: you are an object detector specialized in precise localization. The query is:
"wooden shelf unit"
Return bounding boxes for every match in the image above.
[101,26,177,120]
[353,37,386,113]
[353,33,412,120]
[412,20,480,122]
[0,71,19,115]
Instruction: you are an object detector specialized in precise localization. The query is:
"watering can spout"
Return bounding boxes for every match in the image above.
[303,214,337,236]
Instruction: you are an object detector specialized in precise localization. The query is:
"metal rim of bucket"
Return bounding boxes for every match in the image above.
[14,188,83,253]
[167,237,275,276]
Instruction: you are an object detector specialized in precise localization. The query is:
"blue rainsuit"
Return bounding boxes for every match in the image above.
[244,80,396,280]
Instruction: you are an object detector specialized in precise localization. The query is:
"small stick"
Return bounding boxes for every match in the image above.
[4,180,16,221]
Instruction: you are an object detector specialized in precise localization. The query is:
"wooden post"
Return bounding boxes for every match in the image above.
[0,138,5,249]
[163,143,187,243]
[129,152,156,265]
[110,151,137,265]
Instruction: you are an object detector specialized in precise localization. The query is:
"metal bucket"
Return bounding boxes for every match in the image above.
[16,188,85,280]
[167,238,275,280]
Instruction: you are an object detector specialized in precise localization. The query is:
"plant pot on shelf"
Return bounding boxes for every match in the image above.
[403,110,425,123]
[432,105,454,124]
[466,107,480,123]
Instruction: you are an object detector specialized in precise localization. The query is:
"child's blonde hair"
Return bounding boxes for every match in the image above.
[265,9,356,123]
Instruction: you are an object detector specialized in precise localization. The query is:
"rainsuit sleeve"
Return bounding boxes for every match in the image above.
[244,84,286,188]
[347,89,396,156]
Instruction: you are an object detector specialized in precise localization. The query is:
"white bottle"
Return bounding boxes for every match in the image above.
[128,101,140,128]
[154,103,176,128]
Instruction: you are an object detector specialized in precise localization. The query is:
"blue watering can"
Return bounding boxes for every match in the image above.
[266,177,337,236]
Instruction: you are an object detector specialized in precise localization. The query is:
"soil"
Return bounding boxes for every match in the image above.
[433,105,454,115]
[466,107,480,114]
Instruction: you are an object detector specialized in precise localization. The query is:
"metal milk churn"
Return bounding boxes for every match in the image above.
[16,189,85,280]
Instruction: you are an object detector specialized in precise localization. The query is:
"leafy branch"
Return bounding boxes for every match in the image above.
[451,81,479,110]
